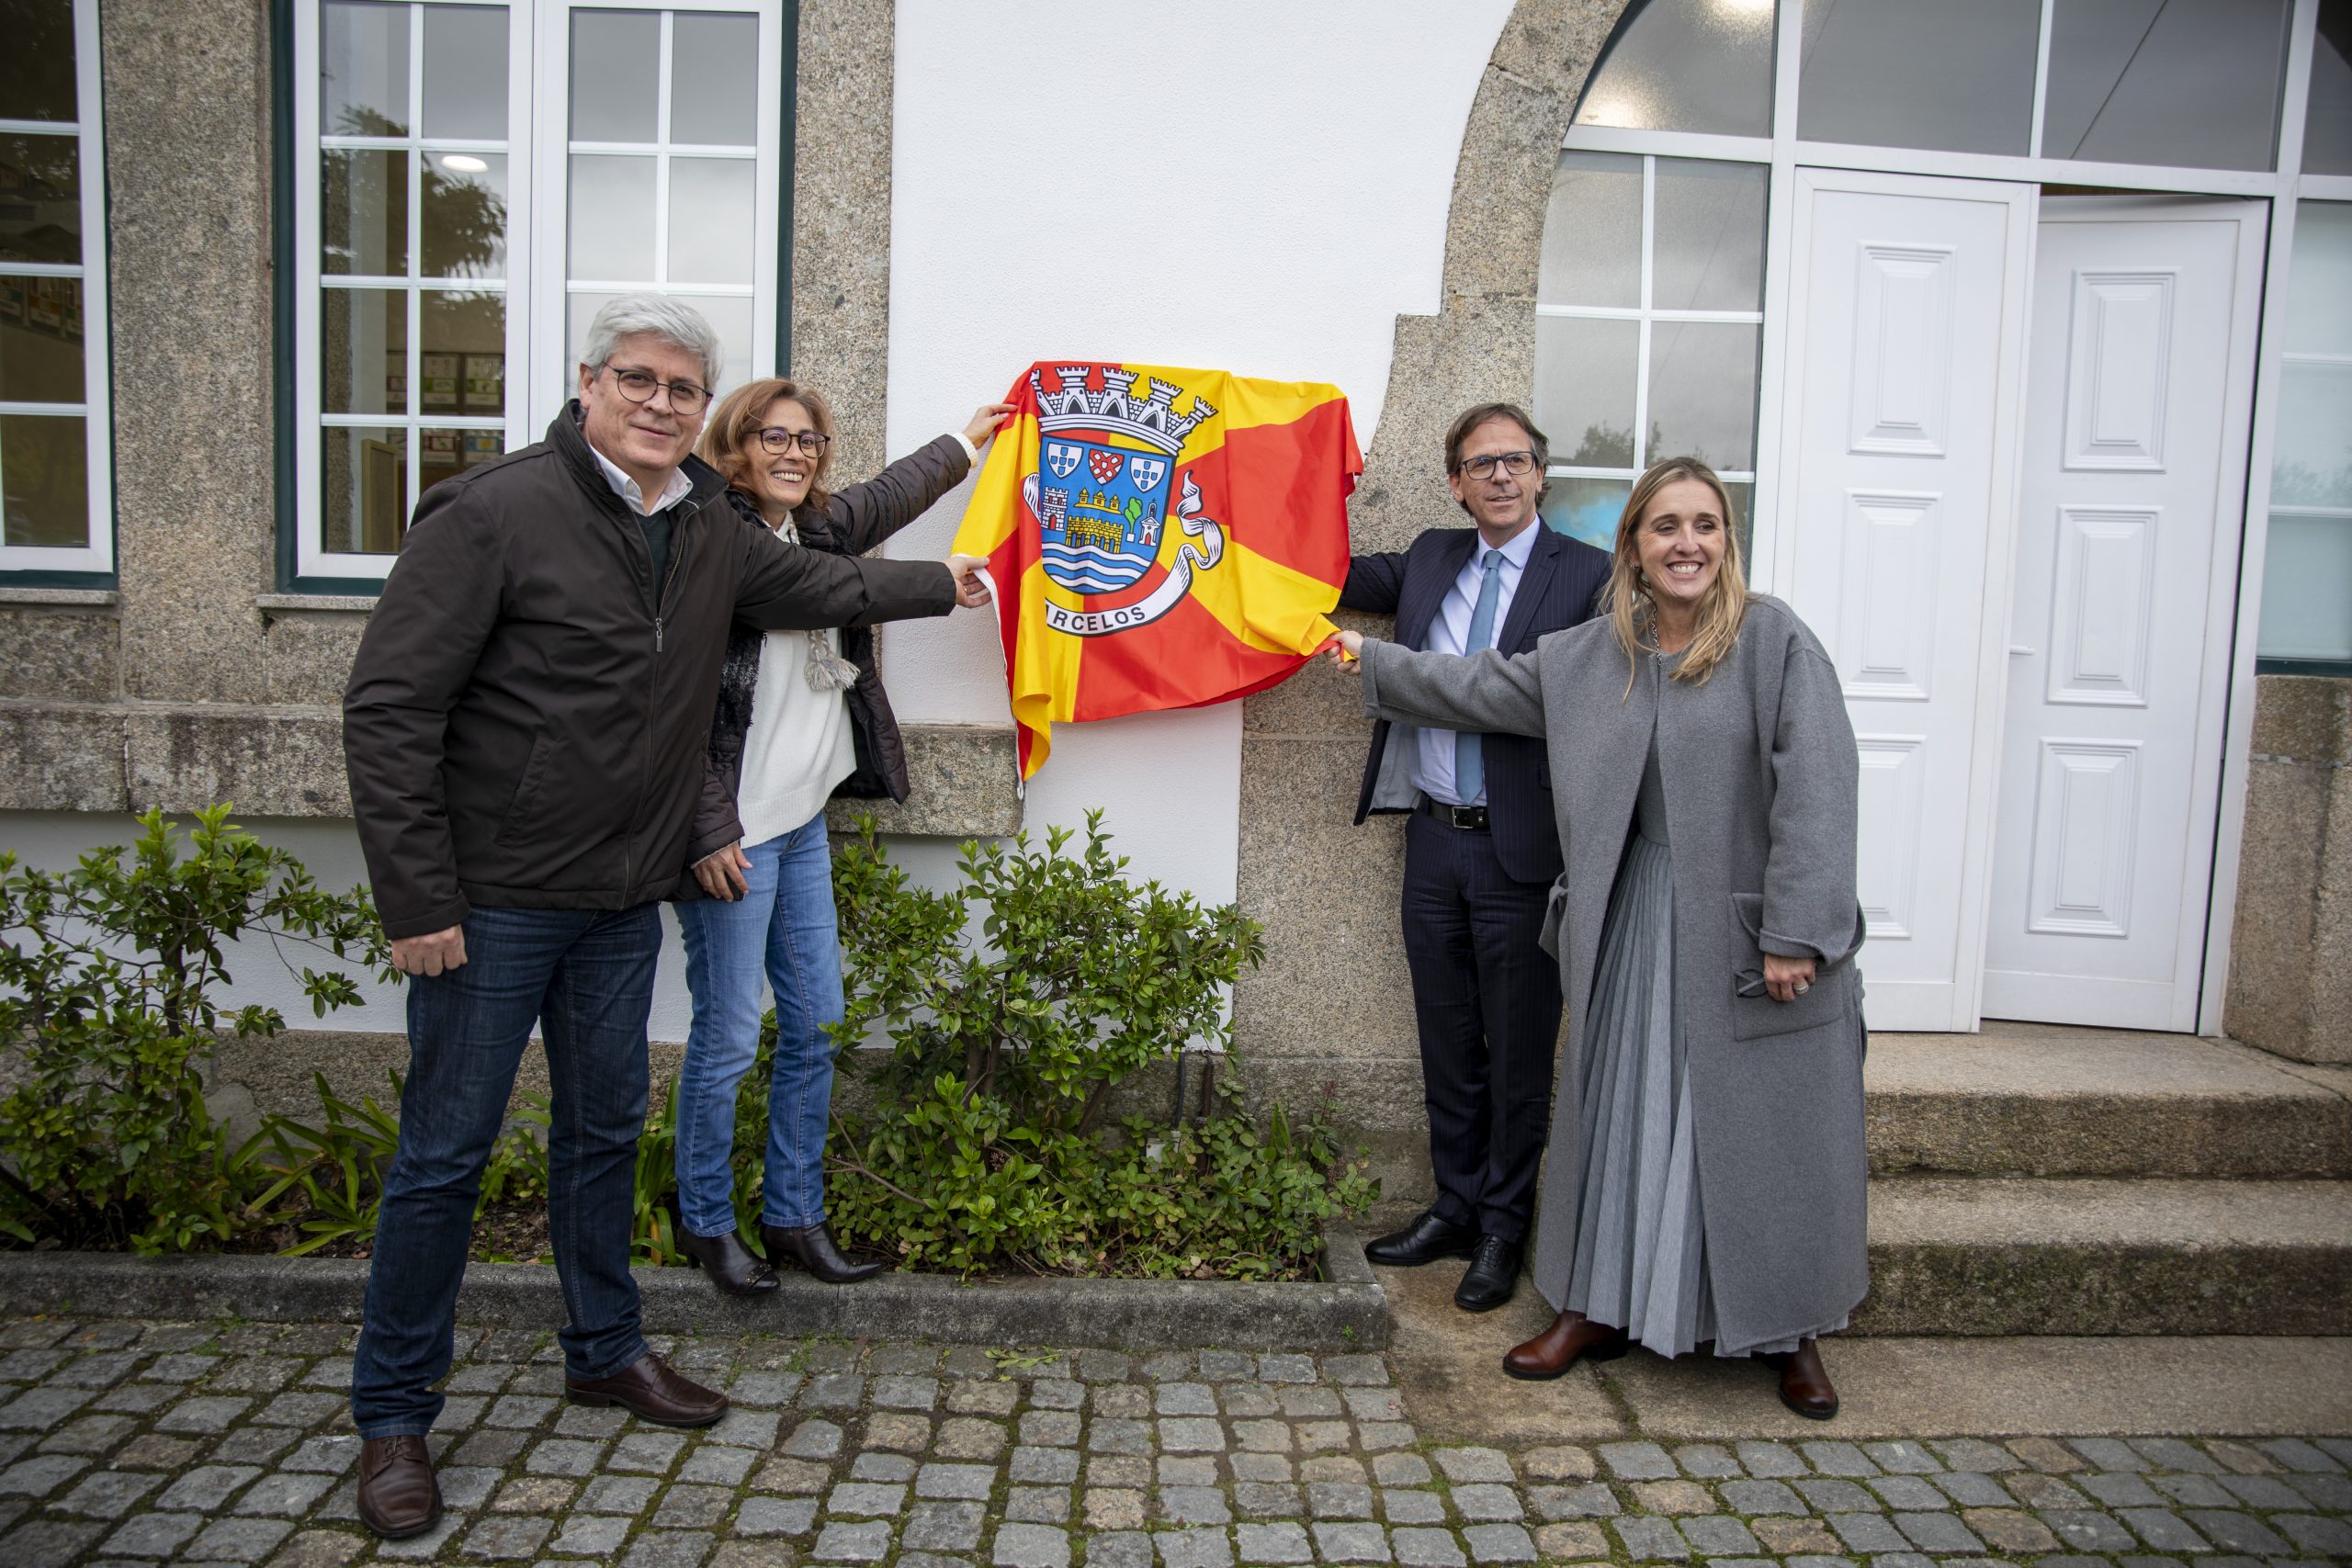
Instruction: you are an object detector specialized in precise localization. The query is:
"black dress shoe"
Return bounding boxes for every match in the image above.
[1363,1209,1480,1267]
[761,1221,887,1284]
[1453,1235,1521,1312]
[678,1228,779,1297]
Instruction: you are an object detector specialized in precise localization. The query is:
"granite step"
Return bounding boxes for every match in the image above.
[1864,1023,2352,1179]
[1857,1175,2352,1336]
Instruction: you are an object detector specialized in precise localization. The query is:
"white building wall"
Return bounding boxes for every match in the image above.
[878,0,1510,903]
[0,3,1505,1043]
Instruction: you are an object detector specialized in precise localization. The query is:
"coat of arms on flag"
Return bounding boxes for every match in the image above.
[954,361,1363,779]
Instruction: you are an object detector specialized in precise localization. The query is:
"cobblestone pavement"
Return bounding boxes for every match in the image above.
[0,1316,2345,1568]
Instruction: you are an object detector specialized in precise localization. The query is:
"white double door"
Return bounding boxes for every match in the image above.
[1772,169,2262,1032]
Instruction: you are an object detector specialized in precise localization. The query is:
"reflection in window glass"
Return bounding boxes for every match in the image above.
[1535,317,1639,469]
[422,152,507,278]
[1647,321,1759,471]
[2258,204,2352,665]
[1538,476,1631,554]
[1538,153,1640,309]
[570,9,659,142]
[422,5,508,141]
[0,412,88,548]
[320,425,408,555]
[321,0,409,137]
[2309,0,2352,175]
[2044,0,2288,172]
[1651,160,1766,312]
[321,287,404,416]
[0,276,86,403]
[0,0,79,122]
[321,149,407,276]
[0,134,81,265]
[1573,0,1771,138]
[1797,0,2038,156]
[671,13,759,144]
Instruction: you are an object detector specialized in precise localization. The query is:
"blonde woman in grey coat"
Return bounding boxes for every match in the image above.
[1328,457,1866,1419]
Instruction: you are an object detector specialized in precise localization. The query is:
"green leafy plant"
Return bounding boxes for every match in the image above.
[824,811,1374,1278]
[241,1072,403,1257]
[0,807,391,1252]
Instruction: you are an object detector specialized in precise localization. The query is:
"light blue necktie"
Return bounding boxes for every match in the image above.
[1454,548,1505,804]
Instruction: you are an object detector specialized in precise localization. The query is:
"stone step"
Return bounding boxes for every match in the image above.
[1857,1176,2352,1336]
[1864,1023,2352,1179]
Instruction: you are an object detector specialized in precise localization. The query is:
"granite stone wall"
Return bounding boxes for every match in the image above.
[2226,676,2352,1065]
[1229,0,1632,1206]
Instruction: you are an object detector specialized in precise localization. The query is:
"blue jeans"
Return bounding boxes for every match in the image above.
[673,813,845,1236]
[349,904,658,1438]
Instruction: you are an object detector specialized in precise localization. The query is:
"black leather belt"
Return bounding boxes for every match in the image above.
[1418,796,1489,831]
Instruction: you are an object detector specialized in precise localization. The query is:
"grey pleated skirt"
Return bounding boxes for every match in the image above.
[1550,829,1849,1359]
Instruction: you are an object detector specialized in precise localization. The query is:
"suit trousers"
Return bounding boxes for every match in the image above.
[1398,808,1563,1243]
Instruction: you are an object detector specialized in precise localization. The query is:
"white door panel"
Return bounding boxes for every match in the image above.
[1772,169,2037,1032]
[1983,198,2265,1032]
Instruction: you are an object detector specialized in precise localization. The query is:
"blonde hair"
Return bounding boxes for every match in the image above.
[697,378,838,517]
[1602,456,1749,692]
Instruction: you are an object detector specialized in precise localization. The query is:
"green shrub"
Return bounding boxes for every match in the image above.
[0,807,390,1252]
[824,811,1375,1278]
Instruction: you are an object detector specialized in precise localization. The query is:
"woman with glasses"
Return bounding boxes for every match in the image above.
[1329,457,1868,1419]
[670,379,1008,1295]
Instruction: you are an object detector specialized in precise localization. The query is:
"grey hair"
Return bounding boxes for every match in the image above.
[580,293,725,390]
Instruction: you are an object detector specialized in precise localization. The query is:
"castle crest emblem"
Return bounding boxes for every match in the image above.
[1021,365,1223,636]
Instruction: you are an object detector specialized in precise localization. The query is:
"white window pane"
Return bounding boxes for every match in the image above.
[673,293,753,396]
[2273,363,2352,511]
[568,289,623,398]
[0,134,80,267]
[671,13,759,145]
[0,275,85,402]
[0,0,79,122]
[1539,475,1631,555]
[321,425,408,555]
[2044,0,2288,173]
[1797,0,2038,156]
[322,287,406,416]
[2284,203,2352,357]
[568,154,656,280]
[423,290,503,415]
[422,4,509,142]
[2257,515,2352,661]
[423,152,506,279]
[0,412,87,547]
[571,9,659,143]
[1652,159,1765,313]
[322,0,410,139]
[1538,152,1640,309]
[667,158,753,285]
[1573,0,1771,138]
[1647,321,1758,472]
[2310,0,2352,175]
[1534,316,1638,469]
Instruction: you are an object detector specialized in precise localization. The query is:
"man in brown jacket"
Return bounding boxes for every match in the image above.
[340,295,982,1540]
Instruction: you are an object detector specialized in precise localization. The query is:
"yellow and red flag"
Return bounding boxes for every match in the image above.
[954,361,1361,778]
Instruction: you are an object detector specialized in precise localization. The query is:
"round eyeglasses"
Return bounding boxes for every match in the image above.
[601,362,713,415]
[1458,450,1538,480]
[757,427,832,457]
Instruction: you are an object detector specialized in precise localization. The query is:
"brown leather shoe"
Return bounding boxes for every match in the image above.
[565,1351,728,1427]
[1501,1310,1630,1382]
[356,1434,442,1540]
[1770,1337,1839,1420]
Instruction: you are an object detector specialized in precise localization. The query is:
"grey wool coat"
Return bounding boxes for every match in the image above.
[1359,593,1870,1351]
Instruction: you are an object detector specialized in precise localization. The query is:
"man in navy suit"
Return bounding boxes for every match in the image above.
[1340,402,1611,1312]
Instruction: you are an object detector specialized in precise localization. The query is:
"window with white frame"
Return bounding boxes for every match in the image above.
[292,0,784,583]
[0,0,112,576]
[2257,200,2352,667]
[1533,152,1767,552]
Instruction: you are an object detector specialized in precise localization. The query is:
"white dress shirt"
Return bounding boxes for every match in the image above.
[587,442,695,514]
[1412,520,1541,807]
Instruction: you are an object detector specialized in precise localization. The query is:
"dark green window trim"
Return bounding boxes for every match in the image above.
[2256,658,2352,679]
[270,0,799,592]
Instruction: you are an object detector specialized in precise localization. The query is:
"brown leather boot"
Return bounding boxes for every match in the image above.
[565,1351,728,1427]
[356,1434,442,1540]
[1501,1311,1630,1382]
[1770,1337,1839,1420]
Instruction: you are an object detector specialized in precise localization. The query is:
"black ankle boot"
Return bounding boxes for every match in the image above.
[760,1222,887,1284]
[677,1228,779,1297]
